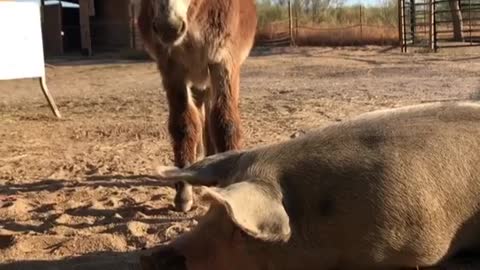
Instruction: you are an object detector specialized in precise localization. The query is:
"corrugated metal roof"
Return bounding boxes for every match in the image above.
[44,0,79,8]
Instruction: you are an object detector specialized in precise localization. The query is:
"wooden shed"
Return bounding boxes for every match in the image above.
[41,0,144,56]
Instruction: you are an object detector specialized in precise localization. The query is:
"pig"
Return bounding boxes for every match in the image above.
[140,101,480,270]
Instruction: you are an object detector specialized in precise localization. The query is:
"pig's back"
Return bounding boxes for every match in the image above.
[273,101,480,268]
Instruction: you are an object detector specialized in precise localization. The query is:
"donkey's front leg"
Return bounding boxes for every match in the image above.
[164,78,203,212]
[208,63,242,152]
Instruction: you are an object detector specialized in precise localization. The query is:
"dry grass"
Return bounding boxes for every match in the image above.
[256,22,399,46]
[255,1,399,46]
[295,25,398,46]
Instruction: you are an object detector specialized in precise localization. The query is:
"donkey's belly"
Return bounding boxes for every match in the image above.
[183,55,209,88]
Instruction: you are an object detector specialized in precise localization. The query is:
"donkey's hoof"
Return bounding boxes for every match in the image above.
[174,183,194,212]
[174,198,193,213]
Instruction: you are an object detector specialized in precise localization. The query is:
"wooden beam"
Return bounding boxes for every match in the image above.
[79,0,92,56]
[39,76,61,118]
[88,0,95,16]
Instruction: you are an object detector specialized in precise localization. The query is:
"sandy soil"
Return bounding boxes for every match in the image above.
[0,46,479,269]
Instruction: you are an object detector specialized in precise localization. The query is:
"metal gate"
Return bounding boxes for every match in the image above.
[399,0,480,52]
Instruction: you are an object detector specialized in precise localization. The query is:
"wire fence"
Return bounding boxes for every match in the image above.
[256,1,399,47]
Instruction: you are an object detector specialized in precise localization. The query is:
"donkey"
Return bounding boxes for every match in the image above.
[137,0,257,212]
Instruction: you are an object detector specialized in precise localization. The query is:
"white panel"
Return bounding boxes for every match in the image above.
[0,0,46,80]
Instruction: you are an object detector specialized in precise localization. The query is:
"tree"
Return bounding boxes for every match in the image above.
[449,0,464,41]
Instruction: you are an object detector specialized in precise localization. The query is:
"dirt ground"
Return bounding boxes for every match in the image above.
[0,46,479,269]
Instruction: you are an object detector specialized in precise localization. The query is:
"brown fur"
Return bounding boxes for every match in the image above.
[143,101,480,269]
[137,0,257,212]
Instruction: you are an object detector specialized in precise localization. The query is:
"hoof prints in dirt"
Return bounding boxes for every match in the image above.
[0,177,203,262]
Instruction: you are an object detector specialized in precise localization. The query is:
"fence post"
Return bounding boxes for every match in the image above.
[428,0,434,50]
[359,5,363,43]
[469,0,473,45]
[433,0,438,51]
[294,2,299,42]
[130,4,136,50]
[410,0,416,44]
[398,0,406,52]
[288,0,295,46]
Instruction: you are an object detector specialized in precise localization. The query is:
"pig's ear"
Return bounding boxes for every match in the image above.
[201,182,291,242]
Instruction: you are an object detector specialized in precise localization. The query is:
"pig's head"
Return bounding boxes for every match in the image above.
[141,154,291,270]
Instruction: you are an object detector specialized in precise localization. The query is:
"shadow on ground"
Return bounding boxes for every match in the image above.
[0,175,173,197]
[250,46,336,57]
[0,250,151,270]
[0,175,202,239]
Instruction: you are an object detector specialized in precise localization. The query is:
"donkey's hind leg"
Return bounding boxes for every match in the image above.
[202,93,216,157]
[208,63,242,153]
[191,86,215,159]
